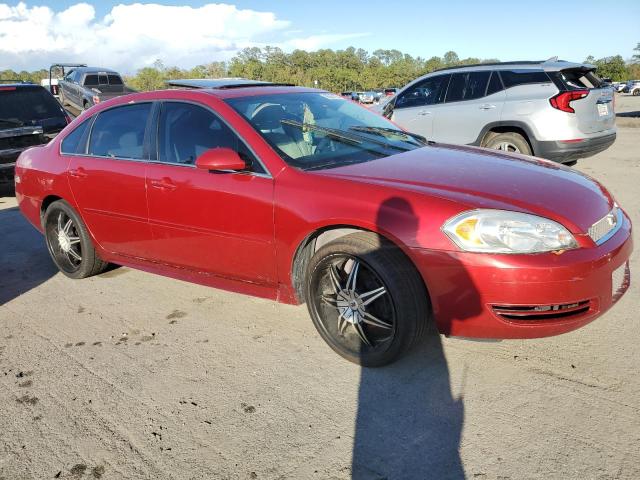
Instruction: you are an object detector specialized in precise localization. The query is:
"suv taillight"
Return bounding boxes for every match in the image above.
[549,90,588,113]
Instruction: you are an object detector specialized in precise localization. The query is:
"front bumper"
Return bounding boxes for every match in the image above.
[535,133,616,163]
[410,211,633,339]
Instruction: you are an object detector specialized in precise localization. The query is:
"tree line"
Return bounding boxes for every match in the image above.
[2,44,639,93]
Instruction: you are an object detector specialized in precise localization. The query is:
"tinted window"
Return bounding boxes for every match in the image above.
[84,75,98,86]
[553,69,602,90]
[0,87,65,123]
[61,118,92,154]
[108,75,123,85]
[500,70,550,88]
[158,102,264,173]
[445,71,491,102]
[396,74,450,108]
[88,103,151,159]
[486,71,504,96]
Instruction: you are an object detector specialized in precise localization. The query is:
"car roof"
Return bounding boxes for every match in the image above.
[74,67,120,75]
[165,78,294,89]
[431,59,593,74]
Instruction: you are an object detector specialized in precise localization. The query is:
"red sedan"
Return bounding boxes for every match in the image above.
[15,81,632,366]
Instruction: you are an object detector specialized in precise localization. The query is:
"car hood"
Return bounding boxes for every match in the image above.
[313,144,614,233]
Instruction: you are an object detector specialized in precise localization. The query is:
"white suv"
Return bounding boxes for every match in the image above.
[378,60,616,165]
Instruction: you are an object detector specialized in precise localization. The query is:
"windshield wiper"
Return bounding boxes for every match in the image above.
[281,120,411,152]
[348,126,428,145]
[0,118,24,127]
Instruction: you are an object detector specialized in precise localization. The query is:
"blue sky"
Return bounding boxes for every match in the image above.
[1,1,638,72]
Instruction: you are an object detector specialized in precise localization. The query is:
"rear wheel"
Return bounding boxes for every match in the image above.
[484,132,532,156]
[43,200,108,279]
[305,232,429,367]
[633,89,640,97]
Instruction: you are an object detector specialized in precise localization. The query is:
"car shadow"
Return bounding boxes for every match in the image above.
[352,197,482,479]
[616,111,640,118]
[0,202,58,306]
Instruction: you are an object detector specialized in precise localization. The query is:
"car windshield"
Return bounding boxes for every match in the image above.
[225,92,425,170]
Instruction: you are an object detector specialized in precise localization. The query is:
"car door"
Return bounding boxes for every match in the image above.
[66,102,154,258]
[435,71,505,145]
[391,74,450,139]
[145,101,277,285]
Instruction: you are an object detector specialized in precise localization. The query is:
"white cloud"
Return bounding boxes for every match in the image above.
[0,2,369,73]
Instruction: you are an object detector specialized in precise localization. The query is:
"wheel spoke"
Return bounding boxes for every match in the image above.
[67,247,82,262]
[328,264,343,294]
[337,311,348,334]
[57,212,63,233]
[361,286,387,306]
[361,311,392,330]
[68,236,81,245]
[63,219,73,234]
[353,320,372,346]
[321,294,338,306]
[345,260,359,292]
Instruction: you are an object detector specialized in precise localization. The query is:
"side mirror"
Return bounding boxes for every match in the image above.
[195,148,246,172]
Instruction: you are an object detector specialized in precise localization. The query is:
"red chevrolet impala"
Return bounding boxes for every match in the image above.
[15,81,632,366]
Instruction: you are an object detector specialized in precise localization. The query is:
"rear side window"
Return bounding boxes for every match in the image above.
[158,102,264,172]
[0,87,65,123]
[445,71,491,102]
[88,103,151,159]
[486,71,504,96]
[61,118,92,155]
[499,70,550,88]
[396,74,450,108]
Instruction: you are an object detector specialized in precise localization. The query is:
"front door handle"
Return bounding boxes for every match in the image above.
[150,178,177,191]
[69,167,88,178]
[479,104,496,110]
[418,110,432,116]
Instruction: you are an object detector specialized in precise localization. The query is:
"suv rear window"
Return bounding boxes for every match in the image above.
[0,86,65,124]
[552,68,603,90]
[499,70,550,88]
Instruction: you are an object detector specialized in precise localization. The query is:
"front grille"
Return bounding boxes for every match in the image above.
[492,300,591,321]
[589,206,620,244]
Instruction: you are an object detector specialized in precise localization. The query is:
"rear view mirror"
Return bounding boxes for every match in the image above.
[195,148,246,172]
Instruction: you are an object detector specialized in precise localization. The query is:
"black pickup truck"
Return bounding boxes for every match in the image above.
[58,66,135,111]
[1,82,69,184]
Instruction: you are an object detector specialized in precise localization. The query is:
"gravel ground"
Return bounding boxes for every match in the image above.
[1,95,639,480]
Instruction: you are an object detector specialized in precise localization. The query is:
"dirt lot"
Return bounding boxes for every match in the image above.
[1,95,639,480]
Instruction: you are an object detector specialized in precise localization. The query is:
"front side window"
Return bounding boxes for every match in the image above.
[88,103,151,159]
[157,102,264,173]
[61,117,92,154]
[396,74,450,109]
[226,92,426,171]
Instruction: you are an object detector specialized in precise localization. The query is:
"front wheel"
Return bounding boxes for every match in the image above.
[305,232,429,367]
[43,200,109,279]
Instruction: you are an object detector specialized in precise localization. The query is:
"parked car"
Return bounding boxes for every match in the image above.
[623,80,640,95]
[15,82,632,366]
[1,81,69,184]
[384,88,398,97]
[611,82,626,93]
[377,60,616,165]
[58,66,134,111]
[358,91,376,104]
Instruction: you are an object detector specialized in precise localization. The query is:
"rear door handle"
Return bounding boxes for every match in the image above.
[150,178,177,191]
[479,104,496,110]
[418,110,432,116]
[68,167,88,178]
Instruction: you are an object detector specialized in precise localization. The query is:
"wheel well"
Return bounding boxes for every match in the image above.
[290,226,429,306]
[40,195,63,219]
[481,126,534,153]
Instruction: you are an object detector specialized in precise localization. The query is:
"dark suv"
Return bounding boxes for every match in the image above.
[1,82,69,184]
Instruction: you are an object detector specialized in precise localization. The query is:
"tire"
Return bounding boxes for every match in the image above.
[59,90,66,107]
[483,131,532,156]
[304,232,429,367]
[43,200,109,279]
[633,89,640,97]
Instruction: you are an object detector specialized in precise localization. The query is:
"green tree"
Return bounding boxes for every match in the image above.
[593,55,628,81]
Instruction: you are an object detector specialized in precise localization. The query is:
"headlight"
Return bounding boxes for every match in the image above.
[442,210,577,253]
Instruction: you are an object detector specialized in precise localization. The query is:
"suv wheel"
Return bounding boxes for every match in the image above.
[304,232,429,367]
[633,89,640,97]
[484,132,532,156]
